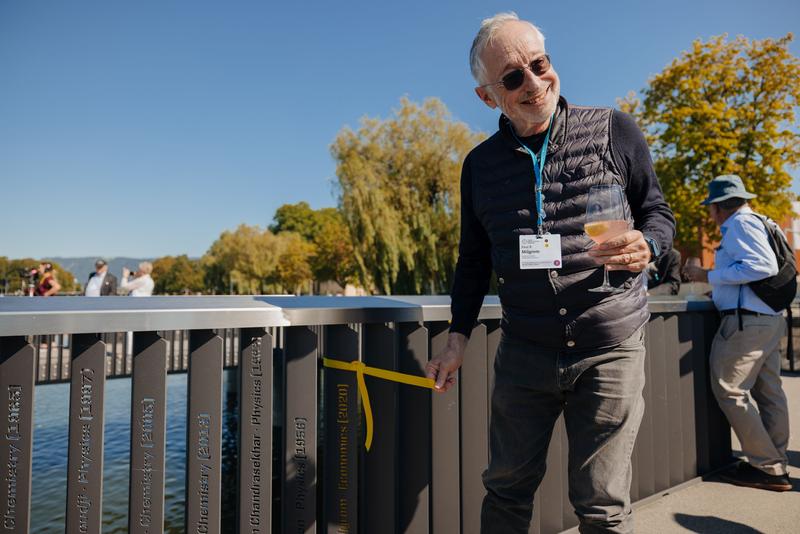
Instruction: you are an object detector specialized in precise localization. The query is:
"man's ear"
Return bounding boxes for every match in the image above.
[475,86,498,109]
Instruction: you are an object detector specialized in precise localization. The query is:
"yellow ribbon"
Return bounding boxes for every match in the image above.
[322,357,435,451]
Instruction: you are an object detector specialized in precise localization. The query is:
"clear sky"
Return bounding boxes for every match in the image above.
[2,0,798,259]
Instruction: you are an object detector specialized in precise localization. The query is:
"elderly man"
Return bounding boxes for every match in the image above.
[425,13,675,533]
[84,259,117,296]
[121,261,155,296]
[683,174,791,492]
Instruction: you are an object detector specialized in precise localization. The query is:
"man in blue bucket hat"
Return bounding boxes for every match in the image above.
[684,174,792,491]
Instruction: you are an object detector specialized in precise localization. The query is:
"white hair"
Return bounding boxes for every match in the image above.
[139,261,153,275]
[469,12,545,85]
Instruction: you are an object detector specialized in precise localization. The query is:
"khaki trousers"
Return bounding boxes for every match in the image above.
[710,313,790,476]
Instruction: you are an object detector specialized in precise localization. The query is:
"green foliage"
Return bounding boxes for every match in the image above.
[312,213,358,288]
[271,202,358,287]
[203,224,279,294]
[270,201,319,240]
[151,255,205,295]
[331,97,486,294]
[620,34,800,254]
[269,232,316,294]
[201,224,315,295]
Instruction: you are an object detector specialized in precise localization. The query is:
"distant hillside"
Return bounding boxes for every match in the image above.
[49,257,153,284]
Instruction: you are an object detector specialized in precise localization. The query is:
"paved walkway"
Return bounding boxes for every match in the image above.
[633,371,800,533]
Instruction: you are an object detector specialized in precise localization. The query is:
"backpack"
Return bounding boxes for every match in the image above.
[747,213,798,312]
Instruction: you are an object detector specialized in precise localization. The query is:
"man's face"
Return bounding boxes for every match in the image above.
[475,21,560,136]
[708,204,725,226]
[96,263,107,274]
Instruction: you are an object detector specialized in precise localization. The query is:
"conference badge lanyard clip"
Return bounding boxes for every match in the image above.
[511,114,562,270]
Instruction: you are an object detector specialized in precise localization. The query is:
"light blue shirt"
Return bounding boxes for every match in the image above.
[708,206,779,314]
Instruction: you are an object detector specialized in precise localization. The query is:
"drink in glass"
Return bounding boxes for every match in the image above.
[585,184,628,293]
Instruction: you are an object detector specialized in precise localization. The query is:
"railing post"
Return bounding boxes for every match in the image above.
[361,323,399,532]
[459,323,489,534]
[397,322,430,534]
[282,326,318,534]
[238,328,273,534]
[428,321,460,534]
[65,333,106,534]
[0,336,36,534]
[128,332,168,534]
[322,324,359,534]
[185,330,223,534]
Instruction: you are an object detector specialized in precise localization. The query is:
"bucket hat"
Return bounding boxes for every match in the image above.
[700,174,756,205]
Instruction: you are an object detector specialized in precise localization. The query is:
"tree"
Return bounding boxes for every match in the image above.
[203,224,279,294]
[202,224,315,295]
[331,97,485,294]
[312,214,358,288]
[271,202,358,288]
[270,232,316,294]
[619,34,800,254]
[151,255,205,294]
[270,201,319,239]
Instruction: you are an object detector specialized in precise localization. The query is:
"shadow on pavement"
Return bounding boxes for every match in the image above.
[673,513,765,534]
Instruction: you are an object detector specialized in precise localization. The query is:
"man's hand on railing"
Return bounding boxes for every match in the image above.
[426,332,467,392]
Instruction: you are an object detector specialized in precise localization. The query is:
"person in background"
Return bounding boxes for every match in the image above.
[85,259,118,296]
[121,261,154,296]
[683,174,791,492]
[645,248,681,295]
[34,262,61,297]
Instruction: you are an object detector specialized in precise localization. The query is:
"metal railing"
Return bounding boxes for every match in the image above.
[0,295,734,533]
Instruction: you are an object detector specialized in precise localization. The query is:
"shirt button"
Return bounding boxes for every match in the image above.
[566,340,575,348]
[498,277,504,284]
[559,308,567,316]
[550,271,559,278]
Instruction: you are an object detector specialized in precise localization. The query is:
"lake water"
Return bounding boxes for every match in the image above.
[30,371,242,532]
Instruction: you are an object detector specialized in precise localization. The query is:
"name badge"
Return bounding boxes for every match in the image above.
[520,234,562,270]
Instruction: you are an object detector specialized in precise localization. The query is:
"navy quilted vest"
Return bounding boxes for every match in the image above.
[466,98,649,350]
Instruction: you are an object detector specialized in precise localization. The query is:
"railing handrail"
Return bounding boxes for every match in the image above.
[0,294,743,533]
[0,294,716,336]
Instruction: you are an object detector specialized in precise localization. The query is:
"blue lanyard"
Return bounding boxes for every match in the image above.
[510,114,554,235]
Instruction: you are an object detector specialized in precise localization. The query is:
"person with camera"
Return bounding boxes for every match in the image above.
[120,261,154,296]
[34,262,61,297]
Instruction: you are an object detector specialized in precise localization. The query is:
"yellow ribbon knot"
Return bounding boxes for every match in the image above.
[322,357,435,451]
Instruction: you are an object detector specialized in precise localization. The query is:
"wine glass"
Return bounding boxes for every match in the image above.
[585,184,628,293]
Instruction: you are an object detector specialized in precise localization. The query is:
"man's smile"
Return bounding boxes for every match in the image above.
[520,86,550,105]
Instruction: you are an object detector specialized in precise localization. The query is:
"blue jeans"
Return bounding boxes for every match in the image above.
[481,327,646,534]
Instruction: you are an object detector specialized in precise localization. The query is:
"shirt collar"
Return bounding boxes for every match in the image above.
[498,95,568,155]
[721,205,752,228]
[720,205,753,234]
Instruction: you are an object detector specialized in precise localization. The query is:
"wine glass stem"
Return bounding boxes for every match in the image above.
[603,265,611,287]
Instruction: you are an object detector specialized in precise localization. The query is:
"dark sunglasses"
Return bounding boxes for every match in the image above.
[481,54,552,91]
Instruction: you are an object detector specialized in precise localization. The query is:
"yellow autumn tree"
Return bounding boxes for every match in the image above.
[151,255,205,294]
[331,97,485,294]
[270,202,358,288]
[619,34,800,254]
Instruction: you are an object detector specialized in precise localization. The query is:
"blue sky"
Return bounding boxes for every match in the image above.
[1,0,798,259]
